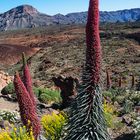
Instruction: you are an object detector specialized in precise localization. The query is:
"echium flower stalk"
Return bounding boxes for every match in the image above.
[131,74,135,88]
[118,76,122,88]
[14,72,41,140]
[22,52,37,107]
[65,0,111,140]
[106,69,111,89]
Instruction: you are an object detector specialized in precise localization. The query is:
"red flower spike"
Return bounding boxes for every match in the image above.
[65,0,111,139]
[22,52,37,107]
[14,72,41,139]
[84,0,101,85]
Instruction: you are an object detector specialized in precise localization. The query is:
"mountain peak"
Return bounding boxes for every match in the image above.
[0,6,140,31]
[9,5,39,14]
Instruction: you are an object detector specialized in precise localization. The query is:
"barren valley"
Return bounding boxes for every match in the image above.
[0,23,139,89]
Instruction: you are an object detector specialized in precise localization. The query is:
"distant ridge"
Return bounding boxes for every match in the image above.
[0,5,140,31]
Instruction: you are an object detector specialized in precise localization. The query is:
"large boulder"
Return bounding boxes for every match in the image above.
[0,71,13,91]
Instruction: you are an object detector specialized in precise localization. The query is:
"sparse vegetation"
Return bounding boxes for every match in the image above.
[41,112,67,140]
[1,83,14,95]
[133,116,140,140]
[0,1,140,140]
[13,54,41,139]
[0,110,20,124]
[0,126,34,140]
[103,101,117,128]
[34,87,61,104]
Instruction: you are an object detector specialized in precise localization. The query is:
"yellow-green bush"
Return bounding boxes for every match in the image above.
[0,126,34,140]
[41,112,67,140]
[0,131,11,140]
[103,100,117,128]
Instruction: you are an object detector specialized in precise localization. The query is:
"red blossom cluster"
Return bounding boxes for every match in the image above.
[14,53,40,139]
[22,53,37,107]
[85,0,101,85]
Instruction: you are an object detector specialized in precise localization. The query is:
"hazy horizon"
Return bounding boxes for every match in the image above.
[0,0,140,15]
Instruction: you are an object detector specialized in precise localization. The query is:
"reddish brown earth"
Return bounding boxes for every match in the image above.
[0,23,140,140]
[0,24,140,88]
[0,25,84,68]
[0,44,39,66]
[0,32,40,67]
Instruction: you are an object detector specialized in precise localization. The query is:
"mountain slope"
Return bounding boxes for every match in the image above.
[0,5,54,31]
[100,8,140,22]
[0,5,140,31]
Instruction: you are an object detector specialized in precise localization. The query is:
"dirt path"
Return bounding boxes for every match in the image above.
[0,97,18,111]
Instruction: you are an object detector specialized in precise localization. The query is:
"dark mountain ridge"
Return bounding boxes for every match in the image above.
[0,5,140,31]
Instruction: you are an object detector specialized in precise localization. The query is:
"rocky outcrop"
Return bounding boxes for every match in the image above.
[0,71,13,91]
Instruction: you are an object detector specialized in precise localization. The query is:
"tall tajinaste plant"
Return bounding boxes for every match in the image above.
[65,0,111,139]
[22,53,37,107]
[14,72,41,139]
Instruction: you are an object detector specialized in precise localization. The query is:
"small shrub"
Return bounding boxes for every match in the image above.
[133,116,140,140]
[104,89,139,105]
[103,101,125,130]
[1,83,15,95]
[109,88,126,96]
[33,87,41,97]
[103,101,117,128]
[0,110,20,123]
[0,131,11,140]
[104,88,126,103]
[115,95,125,104]
[123,100,134,114]
[34,87,61,104]
[103,91,113,99]
[1,83,16,101]
[1,84,61,104]
[129,93,140,105]
[41,112,67,140]
[0,126,34,140]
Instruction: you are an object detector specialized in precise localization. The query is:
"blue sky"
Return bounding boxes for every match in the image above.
[0,0,140,15]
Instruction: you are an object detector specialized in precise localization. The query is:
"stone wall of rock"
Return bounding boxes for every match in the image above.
[0,71,13,91]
